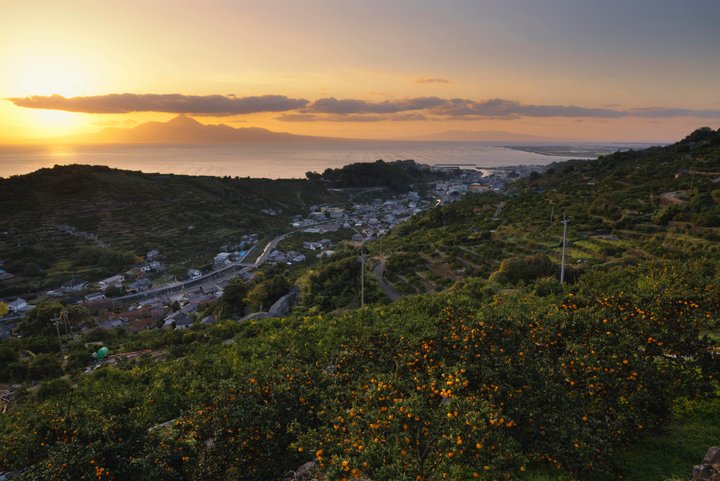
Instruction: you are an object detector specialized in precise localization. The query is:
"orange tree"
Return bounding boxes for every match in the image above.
[1,259,717,480]
[297,261,718,480]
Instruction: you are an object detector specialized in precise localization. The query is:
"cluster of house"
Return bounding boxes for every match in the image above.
[267,250,306,265]
[430,165,543,200]
[212,234,259,269]
[161,284,225,329]
[302,238,333,251]
[15,249,166,308]
[290,192,433,242]
[86,281,227,332]
[351,193,430,240]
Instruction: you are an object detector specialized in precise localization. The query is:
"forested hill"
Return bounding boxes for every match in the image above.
[306,159,448,192]
[0,165,341,295]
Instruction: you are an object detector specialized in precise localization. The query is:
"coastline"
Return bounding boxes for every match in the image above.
[0,141,598,180]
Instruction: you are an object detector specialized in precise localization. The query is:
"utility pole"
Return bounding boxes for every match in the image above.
[52,313,65,355]
[359,252,367,307]
[560,214,569,285]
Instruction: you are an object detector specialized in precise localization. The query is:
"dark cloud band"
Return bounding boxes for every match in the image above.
[306,97,445,115]
[7,93,309,115]
[6,93,720,122]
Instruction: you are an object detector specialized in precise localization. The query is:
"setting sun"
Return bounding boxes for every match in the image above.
[1,0,718,143]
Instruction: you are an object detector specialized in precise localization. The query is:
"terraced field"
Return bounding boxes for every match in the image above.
[369,129,720,295]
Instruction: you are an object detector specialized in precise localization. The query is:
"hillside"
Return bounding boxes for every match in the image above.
[0,129,719,481]
[366,127,720,296]
[307,159,448,193]
[0,164,342,296]
[0,258,717,480]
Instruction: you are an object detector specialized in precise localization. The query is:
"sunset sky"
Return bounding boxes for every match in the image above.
[2,0,719,142]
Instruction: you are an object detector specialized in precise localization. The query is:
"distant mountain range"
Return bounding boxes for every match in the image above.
[58,115,335,144]
[47,117,557,144]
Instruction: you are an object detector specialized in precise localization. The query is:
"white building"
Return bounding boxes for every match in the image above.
[214,252,232,268]
[7,298,31,314]
[99,275,125,291]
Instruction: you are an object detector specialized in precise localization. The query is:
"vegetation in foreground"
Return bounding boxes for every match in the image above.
[0,259,718,480]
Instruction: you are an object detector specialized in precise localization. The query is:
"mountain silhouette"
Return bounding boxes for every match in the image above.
[62,115,334,143]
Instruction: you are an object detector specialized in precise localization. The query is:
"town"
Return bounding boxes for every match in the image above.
[0,164,542,338]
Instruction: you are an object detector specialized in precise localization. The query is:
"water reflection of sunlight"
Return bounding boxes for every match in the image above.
[45,145,77,158]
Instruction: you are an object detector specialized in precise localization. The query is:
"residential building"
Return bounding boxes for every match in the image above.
[99,275,125,290]
[213,252,232,268]
[84,292,106,303]
[127,278,152,293]
[61,279,88,292]
[7,298,31,314]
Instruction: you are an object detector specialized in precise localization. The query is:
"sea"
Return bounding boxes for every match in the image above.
[0,141,605,179]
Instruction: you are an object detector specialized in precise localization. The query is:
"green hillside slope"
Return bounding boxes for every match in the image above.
[0,165,341,295]
[369,128,720,296]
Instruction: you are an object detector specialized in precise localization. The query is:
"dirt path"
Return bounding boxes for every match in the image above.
[492,201,506,220]
[659,191,688,205]
[371,257,402,302]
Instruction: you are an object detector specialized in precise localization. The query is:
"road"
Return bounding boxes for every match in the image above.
[111,220,337,304]
[114,239,276,303]
[371,257,401,302]
[491,201,505,220]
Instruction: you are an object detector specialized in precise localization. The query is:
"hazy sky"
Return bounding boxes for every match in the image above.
[1,0,719,142]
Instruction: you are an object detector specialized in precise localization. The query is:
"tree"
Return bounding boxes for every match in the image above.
[215,278,250,319]
[22,262,44,278]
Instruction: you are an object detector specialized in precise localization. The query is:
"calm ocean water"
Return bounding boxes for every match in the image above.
[0,142,588,179]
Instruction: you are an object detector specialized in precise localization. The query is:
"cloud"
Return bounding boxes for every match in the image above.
[7,93,309,116]
[305,96,445,115]
[287,97,627,120]
[416,78,450,84]
[630,107,720,118]
[426,98,627,119]
[8,91,720,123]
[275,112,429,122]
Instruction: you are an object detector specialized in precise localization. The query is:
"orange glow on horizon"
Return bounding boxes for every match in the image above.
[0,1,718,144]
